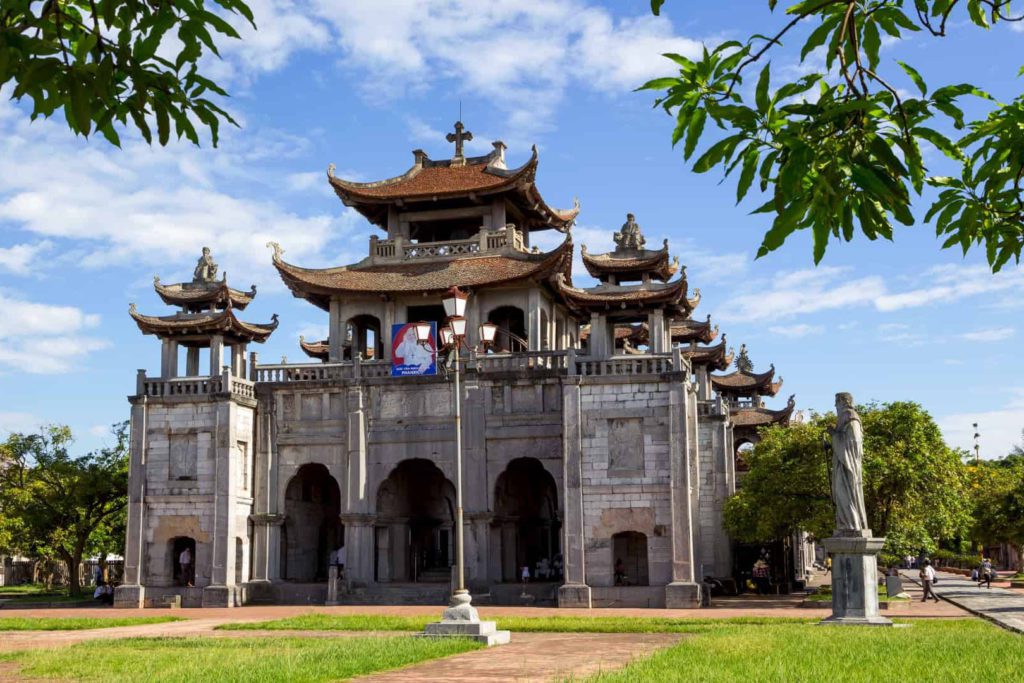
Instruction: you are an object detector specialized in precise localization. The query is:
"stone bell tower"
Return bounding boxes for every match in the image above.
[115,249,277,608]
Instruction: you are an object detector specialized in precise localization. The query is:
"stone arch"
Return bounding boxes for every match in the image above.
[487,306,527,352]
[169,536,196,587]
[281,464,343,582]
[735,439,755,473]
[612,531,649,586]
[374,459,456,583]
[348,313,383,360]
[493,458,561,582]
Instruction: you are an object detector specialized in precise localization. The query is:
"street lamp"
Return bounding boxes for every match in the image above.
[421,287,509,644]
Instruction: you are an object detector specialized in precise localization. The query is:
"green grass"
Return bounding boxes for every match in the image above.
[0,636,481,682]
[0,584,56,596]
[217,613,815,633]
[0,585,93,604]
[0,616,184,631]
[583,619,1024,682]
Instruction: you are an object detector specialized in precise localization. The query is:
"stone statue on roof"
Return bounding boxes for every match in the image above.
[614,213,646,251]
[829,392,869,533]
[193,247,219,284]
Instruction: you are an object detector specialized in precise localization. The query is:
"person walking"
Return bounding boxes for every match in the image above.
[824,556,832,575]
[979,558,994,589]
[919,559,940,603]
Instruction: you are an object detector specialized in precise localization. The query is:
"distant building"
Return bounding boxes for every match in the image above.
[115,125,795,608]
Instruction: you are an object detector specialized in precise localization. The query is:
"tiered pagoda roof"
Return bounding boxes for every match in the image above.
[678,336,733,371]
[299,336,329,361]
[130,304,278,345]
[154,277,257,312]
[327,139,578,232]
[271,237,574,312]
[130,248,277,346]
[731,395,797,428]
[581,242,678,283]
[670,315,719,345]
[555,274,698,318]
[711,365,783,398]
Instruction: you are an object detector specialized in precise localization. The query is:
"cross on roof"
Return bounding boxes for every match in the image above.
[446,121,473,159]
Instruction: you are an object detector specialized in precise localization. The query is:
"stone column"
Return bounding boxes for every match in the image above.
[343,386,372,587]
[527,289,541,351]
[160,339,179,378]
[696,365,710,401]
[558,377,591,607]
[209,335,224,378]
[461,378,489,587]
[186,347,200,376]
[666,379,700,607]
[329,299,343,362]
[203,401,237,607]
[114,398,148,608]
[647,309,666,353]
[382,299,396,362]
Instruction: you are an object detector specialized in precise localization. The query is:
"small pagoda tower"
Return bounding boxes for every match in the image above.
[712,346,796,450]
[562,214,696,356]
[129,248,278,380]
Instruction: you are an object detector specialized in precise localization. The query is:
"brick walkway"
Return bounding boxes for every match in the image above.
[902,570,1024,633]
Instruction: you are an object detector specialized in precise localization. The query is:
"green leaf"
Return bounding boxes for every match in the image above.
[913,127,963,161]
[812,221,829,264]
[897,61,928,96]
[636,77,680,92]
[863,20,881,71]
[68,77,91,136]
[800,17,838,61]
[736,147,760,204]
[755,64,771,113]
[692,134,744,173]
[155,103,170,146]
[967,0,989,28]
[684,109,707,160]
[650,0,665,15]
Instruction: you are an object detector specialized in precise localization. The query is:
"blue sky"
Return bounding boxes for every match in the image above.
[0,0,1021,456]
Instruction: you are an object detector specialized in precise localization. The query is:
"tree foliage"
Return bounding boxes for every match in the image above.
[724,401,972,557]
[968,440,1024,569]
[0,423,129,595]
[644,1,1024,272]
[0,0,254,146]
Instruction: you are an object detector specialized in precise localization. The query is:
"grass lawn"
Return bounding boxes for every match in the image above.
[585,619,1024,682]
[0,636,481,683]
[218,614,814,633]
[0,616,184,631]
[0,585,93,604]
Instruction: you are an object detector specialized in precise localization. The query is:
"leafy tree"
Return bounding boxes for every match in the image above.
[968,454,1024,571]
[0,0,254,146]
[724,402,971,558]
[644,1,1024,272]
[0,423,128,595]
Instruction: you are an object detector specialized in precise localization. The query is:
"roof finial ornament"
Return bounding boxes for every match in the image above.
[193,247,219,284]
[735,343,753,372]
[266,241,284,262]
[446,121,473,160]
[614,213,646,251]
[327,163,336,179]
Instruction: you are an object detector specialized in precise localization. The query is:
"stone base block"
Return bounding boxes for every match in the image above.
[201,585,237,608]
[819,615,894,627]
[420,620,511,646]
[665,581,701,609]
[113,584,145,609]
[820,535,892,626]
[557,583,592,608]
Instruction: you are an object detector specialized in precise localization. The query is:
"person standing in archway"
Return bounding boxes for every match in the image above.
[179,546,193,587]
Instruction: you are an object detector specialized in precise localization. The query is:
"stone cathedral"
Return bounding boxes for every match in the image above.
[115,124,797,609]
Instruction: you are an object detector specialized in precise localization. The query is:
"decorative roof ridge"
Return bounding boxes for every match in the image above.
[714,364,777,383]
[325,144,537,193]
[299,335,330,360]
[670,314,720,342]
[128,301,279,335]
[732,394,797,421]
[153,275,257,302]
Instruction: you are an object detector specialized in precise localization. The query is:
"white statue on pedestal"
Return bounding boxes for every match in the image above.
[831,392,869,533]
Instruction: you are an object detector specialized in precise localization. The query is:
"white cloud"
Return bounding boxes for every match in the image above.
[0,411,43,435]
[717,266,886,323]
[939,388,1024,458]
[0,241,52,276]
[960,327,1015,342]
[875,264,1024,312]
[0,292,108,374]
[768,323,823,338]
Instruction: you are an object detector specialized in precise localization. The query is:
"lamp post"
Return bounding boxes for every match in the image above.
[418,287,508,645]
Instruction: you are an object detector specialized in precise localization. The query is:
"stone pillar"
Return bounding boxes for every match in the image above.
[527,289,541,351]
[648,309,667,353]
[589,313,610,358]
[342,517,375,588]
[343,386,372,587]
[231,345,246,379]
[382,300,396,362]
[203,401,236,607]
[666,379,700,607]
[821,534,892,626]
[115,398,148,608]
[558,377,591,607]
[160,339,179,378]
[186,347,200,376]
[329,298,343,362]
[462,378,489,588]
[696,365,711,401]
[209,335,224,378]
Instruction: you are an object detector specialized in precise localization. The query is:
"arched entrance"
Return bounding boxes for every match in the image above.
[493,458,561,582]
[487,306,527,352]
[612,531,649,586]
[170,536,196,587]
[375,459,456,583]
[281,464,343,582]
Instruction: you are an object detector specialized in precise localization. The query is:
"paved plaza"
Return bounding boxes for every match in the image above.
[903,570,1024,633]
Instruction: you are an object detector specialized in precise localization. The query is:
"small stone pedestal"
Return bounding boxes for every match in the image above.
[820,534,892,627]
[420,591,510,646]
[557,583,592,608]
[113,584,145,608]
[665,581,701,608]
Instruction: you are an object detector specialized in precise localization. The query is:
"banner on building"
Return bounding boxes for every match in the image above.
[391,322,437,376]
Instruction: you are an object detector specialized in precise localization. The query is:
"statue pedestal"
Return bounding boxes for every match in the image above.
[419,592,510,646]
[820,534,892,626]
